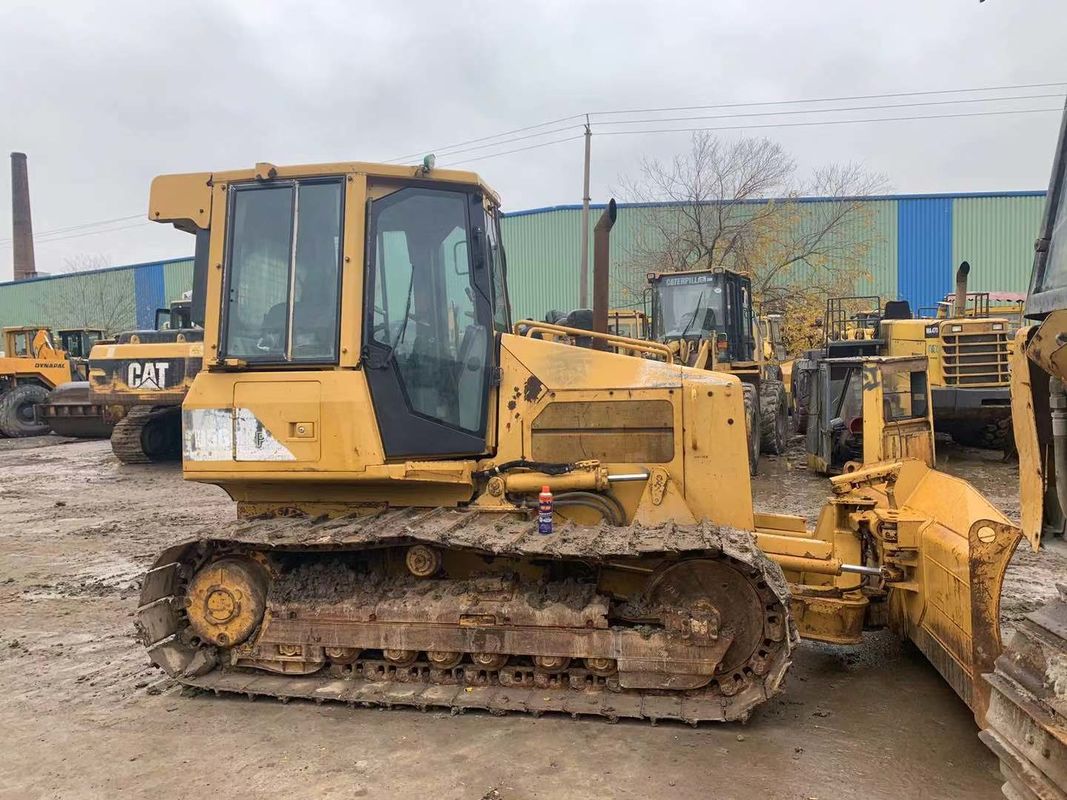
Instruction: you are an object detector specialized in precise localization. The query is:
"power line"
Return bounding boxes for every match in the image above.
[588,80,1067,117]
[384,81,1067,169]
[597,92,1064,128]
[595,106,1063,138]
[0,221,149,248]
[0,213,142,246]
[447,134,586,166]
[385,113,586,163]
[421,123,584,160]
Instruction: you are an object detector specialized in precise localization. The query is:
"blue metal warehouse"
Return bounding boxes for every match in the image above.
[0,190,1046,332]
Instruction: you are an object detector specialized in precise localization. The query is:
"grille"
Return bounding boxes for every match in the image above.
[941,328,1010,386]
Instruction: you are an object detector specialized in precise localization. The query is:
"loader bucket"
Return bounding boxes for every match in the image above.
[833,460,1022,723]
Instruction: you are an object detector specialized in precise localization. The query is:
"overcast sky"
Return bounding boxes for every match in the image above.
[2,0,1066,281]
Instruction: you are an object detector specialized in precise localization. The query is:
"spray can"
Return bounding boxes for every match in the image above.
[537,485,553,535]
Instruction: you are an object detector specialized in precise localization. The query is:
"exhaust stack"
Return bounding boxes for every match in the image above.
[10,152,36,281]
[591,198,617,345]
[954,260,970,318]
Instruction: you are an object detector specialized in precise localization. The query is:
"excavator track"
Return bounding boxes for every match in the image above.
[111,406,180,464]
[137,508,797,724]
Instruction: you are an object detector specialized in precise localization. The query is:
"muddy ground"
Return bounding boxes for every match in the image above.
[1,436,1063,800]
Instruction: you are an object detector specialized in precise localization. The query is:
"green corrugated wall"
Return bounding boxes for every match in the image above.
[0,259,195,335]
[502,198,902,320]
[952,196,1045,293]
[163,259,194,304]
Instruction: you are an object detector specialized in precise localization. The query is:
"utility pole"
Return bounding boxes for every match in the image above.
[579,115,591,308]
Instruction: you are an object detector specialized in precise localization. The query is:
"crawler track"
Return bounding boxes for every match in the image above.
[111,406,180,463]
[137,508,797,723]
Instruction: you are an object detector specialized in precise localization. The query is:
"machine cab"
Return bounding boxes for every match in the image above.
[806,355,935,475]
[153,162,511,465]
[648,269,756,364]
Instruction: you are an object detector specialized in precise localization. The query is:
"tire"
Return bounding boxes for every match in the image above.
[981,417,1014,454]
[742,383,761,476]
[759,379,789,455]
[0,384,51,437]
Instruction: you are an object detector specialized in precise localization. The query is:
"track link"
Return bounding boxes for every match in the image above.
[137,508,798,724]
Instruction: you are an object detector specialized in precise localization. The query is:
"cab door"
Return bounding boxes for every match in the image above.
[362,184,497,459]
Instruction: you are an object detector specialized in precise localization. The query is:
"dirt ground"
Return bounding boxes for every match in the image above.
[1,437,1064,800]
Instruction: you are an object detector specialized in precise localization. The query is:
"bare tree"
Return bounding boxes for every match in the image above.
[53,254,138,335]
[619,132,889,353]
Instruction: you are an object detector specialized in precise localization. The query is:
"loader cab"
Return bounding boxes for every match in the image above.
[648,269,756,364]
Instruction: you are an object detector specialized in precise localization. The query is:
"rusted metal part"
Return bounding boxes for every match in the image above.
[136,509,797,723]
[982,585,1067,800]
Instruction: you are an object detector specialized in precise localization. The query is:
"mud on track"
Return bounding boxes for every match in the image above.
[1,436,1062,799]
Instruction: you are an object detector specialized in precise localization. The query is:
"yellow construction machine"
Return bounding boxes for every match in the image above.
[804,355,936,475]
[0,325,107,437]
[644,268,791,469]
[137,159,1021,728]
[980,105,1067,800]
[795,277,1015,451]
[88,294,204,463]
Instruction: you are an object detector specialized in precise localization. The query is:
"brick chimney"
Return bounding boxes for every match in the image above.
[10,152,36,281]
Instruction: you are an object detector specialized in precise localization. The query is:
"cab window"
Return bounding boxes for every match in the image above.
[222,178,343,362]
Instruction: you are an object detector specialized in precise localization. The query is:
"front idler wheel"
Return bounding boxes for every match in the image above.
[184,558,268,649]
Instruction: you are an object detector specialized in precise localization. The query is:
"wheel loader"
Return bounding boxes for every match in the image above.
[88,293,204,463]
[645,268,791,469]
[0,325,108,438]
[137,159,1021,729]
[980,102,1067,800]
[795,274,1015,451]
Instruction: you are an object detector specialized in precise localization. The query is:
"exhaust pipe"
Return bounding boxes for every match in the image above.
[592,199,617,347]
[954,261,970,318]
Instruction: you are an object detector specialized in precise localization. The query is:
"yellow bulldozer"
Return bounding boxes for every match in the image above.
[979,103,1067,800]
[88,293,204,463]
[0,325,109,438]
[136,158,1026,732]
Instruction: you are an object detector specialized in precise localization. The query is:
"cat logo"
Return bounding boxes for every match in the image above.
[127,361,171,390]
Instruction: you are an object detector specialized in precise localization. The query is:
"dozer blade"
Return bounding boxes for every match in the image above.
[831,460,1022,723]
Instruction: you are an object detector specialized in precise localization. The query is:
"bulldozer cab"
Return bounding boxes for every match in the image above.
[157,163,510,462]
[648,269,756,365]
[806,355,935,474]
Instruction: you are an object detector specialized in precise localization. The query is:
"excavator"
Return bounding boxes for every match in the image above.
[88,293,203,463]
[138,159,1021,728]
[980,103,1067,800]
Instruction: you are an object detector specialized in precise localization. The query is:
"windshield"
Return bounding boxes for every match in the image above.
[652,274,725,340]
